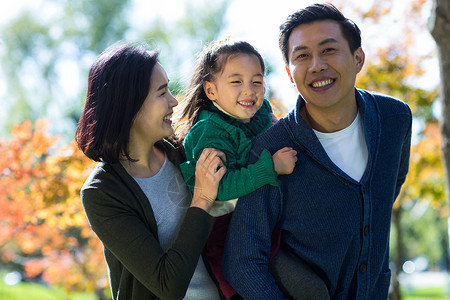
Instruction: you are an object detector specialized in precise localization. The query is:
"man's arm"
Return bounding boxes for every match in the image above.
[223,175,287,299]
[394,105,412,199]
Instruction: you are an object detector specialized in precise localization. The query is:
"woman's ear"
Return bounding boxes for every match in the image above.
[203,81,217,101]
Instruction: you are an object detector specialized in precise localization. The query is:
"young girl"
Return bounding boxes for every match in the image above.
[176,40,297,299]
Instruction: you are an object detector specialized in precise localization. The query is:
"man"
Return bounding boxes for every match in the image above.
[223,3,412,299]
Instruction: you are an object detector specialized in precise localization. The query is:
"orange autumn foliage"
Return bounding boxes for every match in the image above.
[397,122,447,216]
[0,119,108,294]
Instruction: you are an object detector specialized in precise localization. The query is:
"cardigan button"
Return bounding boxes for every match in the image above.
[364,226,369,235]
[359,264,367,273]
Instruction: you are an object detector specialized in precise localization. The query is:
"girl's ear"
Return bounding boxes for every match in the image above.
[203,81,217,101]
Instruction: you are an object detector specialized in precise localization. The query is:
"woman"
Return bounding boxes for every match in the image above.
[75,42,226,300]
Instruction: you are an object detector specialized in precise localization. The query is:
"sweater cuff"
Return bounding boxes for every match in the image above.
[253,149,279,187]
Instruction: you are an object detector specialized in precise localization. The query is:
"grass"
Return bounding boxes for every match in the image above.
[402,286,450,300]
[0,280,449,300]
[0,281,96,300]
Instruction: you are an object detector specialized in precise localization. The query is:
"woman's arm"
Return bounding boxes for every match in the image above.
[81,149,225,299]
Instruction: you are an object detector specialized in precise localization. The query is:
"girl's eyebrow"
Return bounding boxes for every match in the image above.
[227,73,263,78]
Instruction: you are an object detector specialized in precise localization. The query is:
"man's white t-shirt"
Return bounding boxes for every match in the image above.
[313,112,368,182]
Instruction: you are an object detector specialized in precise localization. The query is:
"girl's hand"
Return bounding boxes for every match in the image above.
[272,147,297,175]
[191,148,227,212]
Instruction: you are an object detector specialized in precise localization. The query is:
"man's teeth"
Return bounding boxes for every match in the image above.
[312,79,333,88]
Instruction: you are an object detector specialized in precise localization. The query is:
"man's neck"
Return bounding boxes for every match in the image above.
[301,101,358,133]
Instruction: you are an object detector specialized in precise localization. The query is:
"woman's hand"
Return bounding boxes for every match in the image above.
[191,148,227,212]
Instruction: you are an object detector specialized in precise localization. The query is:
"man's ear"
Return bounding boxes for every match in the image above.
[203,81,217,101]
[285,65,295,84]
[354,47,365,73]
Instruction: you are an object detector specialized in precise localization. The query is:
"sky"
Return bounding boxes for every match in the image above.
[0,0,440,117]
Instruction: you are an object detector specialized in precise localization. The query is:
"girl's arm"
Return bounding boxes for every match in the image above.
[181,123,296,201]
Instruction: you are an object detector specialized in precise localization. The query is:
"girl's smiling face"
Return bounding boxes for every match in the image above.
[203,53,265,121]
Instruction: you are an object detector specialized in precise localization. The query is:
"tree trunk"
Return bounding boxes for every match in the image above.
[429,0,450,273]
[389,207,403,300]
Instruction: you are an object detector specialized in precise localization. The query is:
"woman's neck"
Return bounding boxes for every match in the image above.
[121,145,165,178]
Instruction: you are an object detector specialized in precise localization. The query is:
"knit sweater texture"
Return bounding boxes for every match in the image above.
[223,89,412,300]
[80,139,218,300]
[180,99,278,201]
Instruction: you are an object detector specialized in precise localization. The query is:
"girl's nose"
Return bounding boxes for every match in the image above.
[242,83,253,95]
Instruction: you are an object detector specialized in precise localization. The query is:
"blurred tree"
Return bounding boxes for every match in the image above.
[0,0,132,140]
[141,0,229,93]
[0,119,109,299]
[429,0,450,272]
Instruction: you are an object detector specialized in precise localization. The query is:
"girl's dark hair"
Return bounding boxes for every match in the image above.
[279,3,362,65]
[75,42,159,163]
[175,40,265,141]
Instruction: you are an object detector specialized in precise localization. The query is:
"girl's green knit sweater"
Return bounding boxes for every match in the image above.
[180,99,279,201]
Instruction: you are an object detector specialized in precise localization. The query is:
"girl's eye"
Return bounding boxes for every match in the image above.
[253,81,263,85]
[231,81,241,84]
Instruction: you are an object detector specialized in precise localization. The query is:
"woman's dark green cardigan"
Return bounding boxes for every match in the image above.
[80,139,219,299]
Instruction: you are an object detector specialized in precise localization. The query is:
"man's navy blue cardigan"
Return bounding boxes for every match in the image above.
[223,89,412,300]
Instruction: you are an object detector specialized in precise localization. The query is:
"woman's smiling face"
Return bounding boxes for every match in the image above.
[130,62,178,144]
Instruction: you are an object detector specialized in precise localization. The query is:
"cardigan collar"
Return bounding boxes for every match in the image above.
[282,88,378,184]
